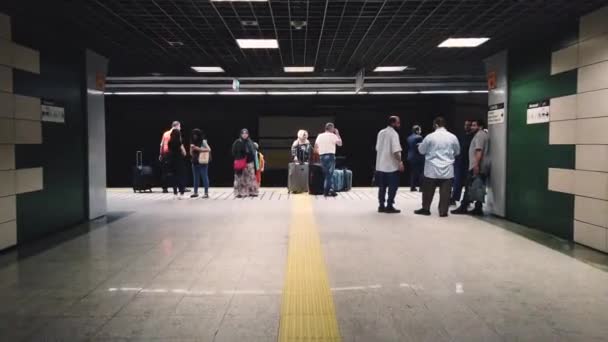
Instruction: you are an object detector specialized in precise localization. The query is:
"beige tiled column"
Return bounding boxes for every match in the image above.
[0,12,43,250]
[548,5,608,253]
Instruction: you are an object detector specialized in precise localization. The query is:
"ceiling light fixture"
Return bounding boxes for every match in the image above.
[373,66,408,72]
[191,66,225,73]
[420,90,471,94]
[236,39,279,49]
[211,0,267,2]
[284,66,314,73]
[318,91,365,95]
[167,41,184,47]
[113,92,165,95]
[438,38,490,48]
[290,20,307,30]
[165,92,216,95]
[369,91,419,95]
[267,91,317,95]
[217,91,266,95]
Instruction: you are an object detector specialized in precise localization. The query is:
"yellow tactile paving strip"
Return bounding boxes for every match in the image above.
[279,195,341,342]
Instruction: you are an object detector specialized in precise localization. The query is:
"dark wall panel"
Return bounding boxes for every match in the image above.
[106,95,487,187]
[506,34,577,240]
[10,12,87,242]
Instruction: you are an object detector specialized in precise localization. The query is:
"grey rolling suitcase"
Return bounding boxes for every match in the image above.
[288,162,309,193]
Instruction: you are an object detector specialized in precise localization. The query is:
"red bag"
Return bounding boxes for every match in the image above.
[234,158,247,171]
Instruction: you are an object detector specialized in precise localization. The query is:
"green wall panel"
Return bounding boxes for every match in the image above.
[507,46,577,240]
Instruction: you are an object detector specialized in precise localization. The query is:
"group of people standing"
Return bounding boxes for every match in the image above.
[375,116,490,217]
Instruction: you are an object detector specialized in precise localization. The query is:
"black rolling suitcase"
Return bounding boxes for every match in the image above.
[133,151,154,193]
[308,163,324,195]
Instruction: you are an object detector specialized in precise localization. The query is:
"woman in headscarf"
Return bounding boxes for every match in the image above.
[232,129,259,197]
[291,129,311,164]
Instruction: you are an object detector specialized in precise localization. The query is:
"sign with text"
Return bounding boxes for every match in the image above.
[41,99,65,123]
[527,99,550,124]
[488,103,505,125]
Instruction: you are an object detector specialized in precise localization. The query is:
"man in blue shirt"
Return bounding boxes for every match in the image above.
[406,125,424,192]
[414,117,460,217]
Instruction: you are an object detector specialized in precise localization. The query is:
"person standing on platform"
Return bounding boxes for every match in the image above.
[232,129,259,198]
[159,121,181,193]
[375,116,405,214]
[452,119,490,216]
[414,117,460,217]
[406,125,424,192]
[166,128,187,199]
[190,129,211,199]
[254,142,265,187]
[450,120,473,206]
[314,123,343,197]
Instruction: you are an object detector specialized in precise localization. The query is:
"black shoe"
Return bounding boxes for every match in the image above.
[190,194,199,198]
[470,208,484,216]
[449,199,457,206]
[451,207,468,215]
[414,209,431,216]
[162,189,169,194]
[378,206,386,213]
[385,207,401,214]
[410,188,418,192]
[440,213,449,218]
[249,193,258,197]
[325,192,338,197]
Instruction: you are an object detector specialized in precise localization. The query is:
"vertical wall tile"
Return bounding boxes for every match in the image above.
[576,145,608,172]
[0,13,10,40]
[0,144,14,170]
[0,39,11,67]
[549,94,577,121]
[551,44,579,75]
[11,44,39,74]
[549,120,577,145]
[576,117,608,144]
[0,65,12,93]
[574,170,608,200]
[14,120,42,144]
[548,168,575,194]
[574,220,607,252]
[579,33,608,67]
[580,5,608,41]
[578,60,608,93]
[577,88,608,119]
[0,118,15,144]
[0,195,15,224]
[14,95,40,121]
[575,196,608,228]
[15,167,43,194]
[0,170,15,197]
[0,220,17,250]
[0,91,14,118]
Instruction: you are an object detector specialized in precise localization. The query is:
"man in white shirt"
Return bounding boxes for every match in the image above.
[415,117,460,217]
[375,116,405,213]
[314,123,343,197]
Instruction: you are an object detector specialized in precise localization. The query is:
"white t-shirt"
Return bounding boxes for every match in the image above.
[315,132,341,155]
[418,128,460,179]
[375,126,402,172]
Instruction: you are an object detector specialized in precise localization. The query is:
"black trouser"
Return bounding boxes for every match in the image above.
[160,159,169,191]
[422,177,453,216]
[168,163,185,195]
[376,171,400,208]
[408,160,423,189]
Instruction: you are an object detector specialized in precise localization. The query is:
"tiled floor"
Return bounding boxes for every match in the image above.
[0,188,607,341]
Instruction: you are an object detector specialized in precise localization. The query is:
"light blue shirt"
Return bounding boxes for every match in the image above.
[418,127,460,179]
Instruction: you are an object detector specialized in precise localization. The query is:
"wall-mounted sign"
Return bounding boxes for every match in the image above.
[488,103,505,125]
[41,99,65,123]
[527,99,550,124]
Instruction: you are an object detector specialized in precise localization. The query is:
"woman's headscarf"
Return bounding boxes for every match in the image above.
[236,128,259,169]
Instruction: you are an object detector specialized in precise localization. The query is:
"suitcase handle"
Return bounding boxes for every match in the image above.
[136,151,143,170]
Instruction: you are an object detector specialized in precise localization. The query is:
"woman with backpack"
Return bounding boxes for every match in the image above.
[190,128,211,199]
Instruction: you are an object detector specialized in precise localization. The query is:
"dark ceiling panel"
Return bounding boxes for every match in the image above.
[14,0,608,77]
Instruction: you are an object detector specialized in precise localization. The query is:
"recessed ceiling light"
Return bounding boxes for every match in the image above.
[167,41,184,47]
[191,66,225,73]
[241,20,259,27]
[438,38,490,48]
[290,20,307,30]
[284,66,314,73]
[373,66,408,72]
[211,0,267,2]
[236,39,279,49]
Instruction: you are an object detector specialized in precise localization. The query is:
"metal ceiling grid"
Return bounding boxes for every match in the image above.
[40,0,608,77]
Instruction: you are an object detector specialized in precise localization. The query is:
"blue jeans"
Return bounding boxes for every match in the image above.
[320,154,336,194]
[376,171,400,208]
[192,163,209,195]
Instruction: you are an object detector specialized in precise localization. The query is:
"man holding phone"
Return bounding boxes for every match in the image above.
[314,123,343,197]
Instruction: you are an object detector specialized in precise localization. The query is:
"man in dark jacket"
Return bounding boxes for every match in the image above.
[406,125,424,191]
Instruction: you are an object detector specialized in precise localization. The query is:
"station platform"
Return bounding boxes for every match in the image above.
[1,188,607,341]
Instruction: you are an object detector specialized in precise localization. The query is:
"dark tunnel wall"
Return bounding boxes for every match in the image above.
[106,94,487,188]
